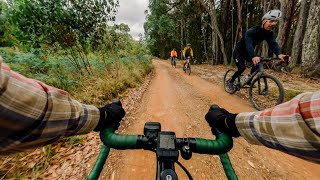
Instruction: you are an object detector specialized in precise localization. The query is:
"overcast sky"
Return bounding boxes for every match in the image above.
[115,0,149,40]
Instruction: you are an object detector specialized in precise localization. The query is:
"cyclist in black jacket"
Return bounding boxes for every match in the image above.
[227,10,291,91]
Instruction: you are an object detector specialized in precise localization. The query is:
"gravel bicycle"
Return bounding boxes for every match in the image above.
[183,57,191,75]
[88,102,237,180]
[224,57,288,110]
[171,57,176,68]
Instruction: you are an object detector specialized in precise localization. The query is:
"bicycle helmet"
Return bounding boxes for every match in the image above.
[187,43,191,46]
[262,10,282,21]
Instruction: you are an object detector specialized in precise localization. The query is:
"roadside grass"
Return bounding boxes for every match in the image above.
[284,89,303,101]
[0,48,153,179]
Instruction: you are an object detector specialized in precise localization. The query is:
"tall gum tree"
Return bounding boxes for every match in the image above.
[301,0,320,78]
[289,0,311,70]
[199,0,228,65]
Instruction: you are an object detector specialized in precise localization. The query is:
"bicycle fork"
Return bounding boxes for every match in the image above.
[257,75,268,96]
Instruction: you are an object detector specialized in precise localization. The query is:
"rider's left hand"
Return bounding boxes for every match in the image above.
[277,54,291,62]
[94,102,126,131]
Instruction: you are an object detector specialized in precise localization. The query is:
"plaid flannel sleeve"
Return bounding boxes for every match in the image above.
[236,91,320,163]
[0,56,100,154]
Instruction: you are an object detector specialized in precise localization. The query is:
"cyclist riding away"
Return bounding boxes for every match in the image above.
[227,9,291,91]
[182,43,193,71]
[170,48,177,67]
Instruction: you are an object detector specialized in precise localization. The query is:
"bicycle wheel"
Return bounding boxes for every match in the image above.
[187,64,191,75]
[223,69,238,94]
[249,74,284,110]
[173,60,176,68]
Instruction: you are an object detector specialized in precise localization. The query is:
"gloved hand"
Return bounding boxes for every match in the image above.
[205,104,240,137]
[94,100,126,131]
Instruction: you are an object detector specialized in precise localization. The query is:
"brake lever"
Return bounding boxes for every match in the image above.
[278,56,290,66]
[112,98,122,107]
[211,128,222,136]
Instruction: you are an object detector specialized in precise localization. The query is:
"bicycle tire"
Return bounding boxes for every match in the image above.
[187,64,191,75]
[249,74,284,110]
[171,59,176,68]
[223,69,238,94]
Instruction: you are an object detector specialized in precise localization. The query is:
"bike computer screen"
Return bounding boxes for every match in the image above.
[157,132,178,161]
[159,134,176,149]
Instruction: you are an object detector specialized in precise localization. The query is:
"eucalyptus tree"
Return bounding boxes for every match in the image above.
[301,0,320,78]
[144,0,176,58]
[199,0,227,65]
[289,0,311,70]
[9,0,119,74]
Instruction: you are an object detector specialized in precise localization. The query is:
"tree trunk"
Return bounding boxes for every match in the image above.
[221,0,231,41]
[199,0,228,65]
[211,30,215,64]
[215,34,219,64]
[236,0,243,41]
[289,0,311,70]
[181,18,184,59]
[301,0,320,78]
[261,0,269,57]
[276,0,297,50]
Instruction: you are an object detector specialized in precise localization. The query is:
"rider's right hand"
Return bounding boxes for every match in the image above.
[94,101,126,131]
[205,105,240,137]
[252,56,260,65]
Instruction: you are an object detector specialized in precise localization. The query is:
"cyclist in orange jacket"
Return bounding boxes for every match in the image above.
[170,48,177,67]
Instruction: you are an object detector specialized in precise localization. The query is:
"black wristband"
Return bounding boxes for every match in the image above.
[94,108,107,132]
[225,114,240,137]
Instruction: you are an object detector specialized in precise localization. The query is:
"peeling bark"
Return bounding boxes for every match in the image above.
[301,0,320,78]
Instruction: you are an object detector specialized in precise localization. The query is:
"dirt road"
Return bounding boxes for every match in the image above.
[100,60,319,180]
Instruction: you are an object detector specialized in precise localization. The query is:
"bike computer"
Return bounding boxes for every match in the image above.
[156,132,179,161]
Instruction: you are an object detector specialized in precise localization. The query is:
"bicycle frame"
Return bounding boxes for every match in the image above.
[225,57,286,110]
[171,57,176,65]
[184,59,190,68]
[239,58,276,91]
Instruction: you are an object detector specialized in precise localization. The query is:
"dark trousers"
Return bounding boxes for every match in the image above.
[230,49,258,83]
